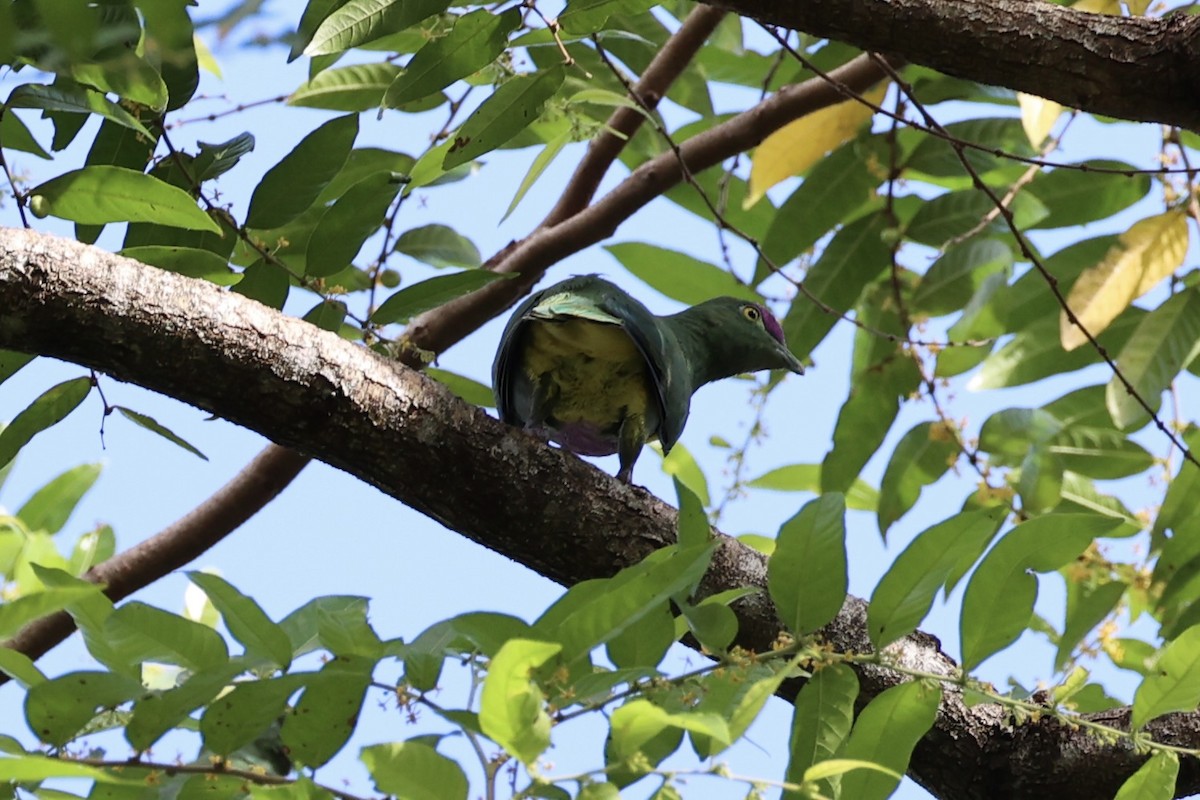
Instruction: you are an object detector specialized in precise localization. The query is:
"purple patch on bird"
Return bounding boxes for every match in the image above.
[547,421,619,457]
[760,305,786,345]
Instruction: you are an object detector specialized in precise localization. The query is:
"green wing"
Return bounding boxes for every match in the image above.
[492,275,690,451]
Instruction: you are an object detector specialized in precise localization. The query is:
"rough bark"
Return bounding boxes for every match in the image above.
[707,0,1200,131]
[2,227,1198,799]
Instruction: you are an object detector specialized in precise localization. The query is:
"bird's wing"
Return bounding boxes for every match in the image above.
[491,286,546,425]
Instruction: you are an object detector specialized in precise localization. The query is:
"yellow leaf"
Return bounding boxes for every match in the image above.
[1125,0,1152,14]
[195,33,222,79]
[745,83,887,208]
[1060,210,1190,351]
[1017,92,1063,147]
[1072,0,1121,12]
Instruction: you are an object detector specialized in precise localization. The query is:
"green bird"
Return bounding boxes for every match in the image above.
[492,275,805,483]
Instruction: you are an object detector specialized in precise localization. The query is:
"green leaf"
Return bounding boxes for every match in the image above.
[201,675,307,758]
[303,300,349,333]
[1107,288,1200,429]
[0,648,46,689]
[246,114,359,230]
[187,573,293,669]
[960,513,1137,670]
[876,422,958,535]
[1056,580,1125,671]
[767,494,847,635]
[305,172,401,277]
[869,509,1006,649]
[662,442,710,508]
[7,82,152,138]
[305,0,453,55]
[17,463,101,535]
[1132,625,1200,729]
[25,671,144,747]
[905,190,1047,247]
[1017,445,1063,514]
[0,351,35,387]
[394,224,481,269]
[383,9,520,107]
[746,464,878,511]
[821,352,921,496]
[0,754,140,783]
[964,311,1142,388]
[371,270,511,325]
[121,246,237,285]
[193,133,256,183]
[321,148,417,204]
[609,699,730,760]
[0,112,50,159]
[673,476,709,550]
[503,129,570,221]
[559,0,654,34]
[913,238,1013,316]
[678,600,737,653]
[903,118,1032,187]
[0,583,106,640]
[289,63,401,111]
[783,214,890,358]
[607,602,674,669]
[1112,751,1179,800]
[104,601,230,672]
[605,243,759,305]
[232,260,291,309]
[29,167,219,232]
[361,741,467,800]
[536,543,716,664]
[115,407,208,460]
[281,655,374,768]
[837,680,941,800]
[479,638,561,765]
[784,663,859,799]
[139,0,199,111]
[280,596,371,659]
[1048,427,1153,480]
[425,368,493,407]
[126,661,246,751]
[1153,427,1200,541]
[444,67,565,169]
[0,377,91,470]
[1028,160,1151,230]
[757,137,883,280]
[71,52,169,111]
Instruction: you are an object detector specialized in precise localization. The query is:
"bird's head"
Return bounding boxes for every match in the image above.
[671,297,806,383]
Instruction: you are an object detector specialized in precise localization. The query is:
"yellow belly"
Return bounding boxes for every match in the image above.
[522,318,653,429]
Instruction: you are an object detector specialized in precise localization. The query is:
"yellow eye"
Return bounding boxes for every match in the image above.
[742,305,761,322]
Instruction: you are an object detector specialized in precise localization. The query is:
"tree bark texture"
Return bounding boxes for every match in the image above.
[707,0,1200,131]
[3,228,1199,799]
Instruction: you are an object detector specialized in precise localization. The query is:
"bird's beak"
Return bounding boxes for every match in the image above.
[779,345,806,375]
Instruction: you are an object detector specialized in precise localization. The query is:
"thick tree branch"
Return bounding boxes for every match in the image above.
[706,0,1200,131]
[2,228,1198,799]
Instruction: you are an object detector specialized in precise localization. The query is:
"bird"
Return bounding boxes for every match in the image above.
[492,275,805,483]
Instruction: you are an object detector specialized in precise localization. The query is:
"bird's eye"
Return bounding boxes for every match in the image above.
[742,305,761,322]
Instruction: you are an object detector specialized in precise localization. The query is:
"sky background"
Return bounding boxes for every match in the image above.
[0,3,1194,798]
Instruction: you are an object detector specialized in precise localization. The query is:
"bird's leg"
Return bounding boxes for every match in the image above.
[524,374,558,443]
[616,412,647,483]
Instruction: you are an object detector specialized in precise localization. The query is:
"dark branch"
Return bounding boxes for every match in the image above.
[707,0,1200,130]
